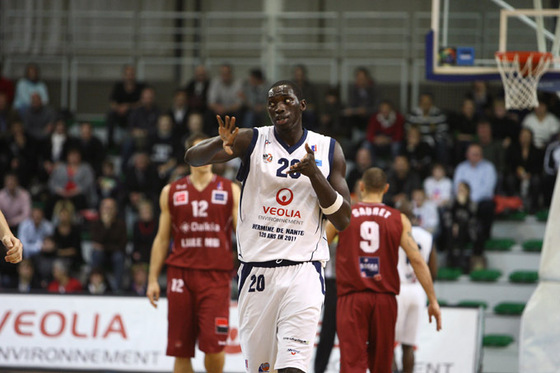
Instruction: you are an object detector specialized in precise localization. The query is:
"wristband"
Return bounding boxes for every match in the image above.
[321,192,343,215]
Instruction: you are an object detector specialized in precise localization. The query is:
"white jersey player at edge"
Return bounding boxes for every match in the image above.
[185,80,351,373]
[394,202,438,373]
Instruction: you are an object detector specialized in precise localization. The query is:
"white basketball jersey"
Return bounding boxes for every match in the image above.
[397,226,433,284]
[236,126,336,262]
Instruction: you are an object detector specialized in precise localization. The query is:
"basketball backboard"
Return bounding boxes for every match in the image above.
[427,0,560,83]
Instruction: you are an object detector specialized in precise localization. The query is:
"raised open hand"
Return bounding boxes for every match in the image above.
[217,115,239,155]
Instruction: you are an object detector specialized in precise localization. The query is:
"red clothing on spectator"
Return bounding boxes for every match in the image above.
[0,76,15,105]
[47,278,83,293]
[366,110,405,143]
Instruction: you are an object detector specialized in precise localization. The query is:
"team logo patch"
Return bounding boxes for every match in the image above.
[288,348,300,355]
[311,144,318,152]
[315,159,323,167]
[175,183,187,190]
[173,191,188,206]
[258,362,270,372]
[179,222,189,233]
[263,153,273,163]
[359,257,380,278]
[215,317,228,334]
[212,190,228,205]
[276,188,294,206]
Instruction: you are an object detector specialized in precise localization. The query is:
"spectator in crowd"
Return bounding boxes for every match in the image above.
[5,120,40,188]
[18,206,53,259]
[167,89,190,139]
[407,93,449,165]
[384,155,422,207]
[365,100,405,164]
[401,125,434,179]
[184,64,210,115]
[90,198,128,291]
[424,163,453,209]
[149,115,182,187]
[86,267,112,295]
[106,64,145,149]
[443,181,477,271]
[543,137,560,207]
[207,63,243,134]
[453,143,497,271]
[31,235,58,288]
[128,263,148,296]
[320,87,346,140]
[293,64,320,128]
[411,188,439,234]
[0,172,31,232]
[123,152,160,212]
[0,62,15,106]
[51,200,83,274]
[97,159,122,202]
[489,98,520,147]
[467,80,493,118]
[346,147,373,197]
[21,92,55,143]
[450,97,478,165]
[76,122,105,177]
[477,120,505,176]
[12,259,42,293]
[505,128,544,213]
[47,258,82,294]
[131,199,157,265]
[0,91,19,138]
[522,97,560,150]
[13,63,49,115]
[241,68,269,128]
[47,148,97,217]
[42,118,75,167]
[344,67,378,134]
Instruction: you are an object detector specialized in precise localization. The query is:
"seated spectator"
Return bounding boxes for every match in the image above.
[343,67,378,134]
[167,89,190,139]
[241,68,269,128]
[106,64,145,149]
[5,120,39,188]
[21,93,55,144]
[0,91,19,139]
[504,128,544,213]
[18,206,53,259]
[76,122,105,177]
[293,64,320,129]
[411,188,439,234]
[184,64,210,115]
[97,159,122,202]
[47,259,82,294]
[319,87,346,139]
[477,120,505,176]
[149,115,182,187]
[13,63,49,115]
[206,63,243,135]
[47,148,97,217]
[401,125,434,179]
[128,263,148,296]
[489,98,520,147]
[449,97,478,165]
[453,144,497,271]
[132,199,158,264]
[467,80,493,118]
[86,267,112,295]
[90,198,127,291]
[52,200,83,274]
[0,172,31,232]
[346,147,374,198]
[40,118,77,181]
[522,97,560,150]
[0,62,15,106]
[365,100,404,164]
[13,259,42,293]
[407,93,449,166]
[32,235,58,288]
[424,163,453,208]
[123,152,160,211]
[384,155,422,207]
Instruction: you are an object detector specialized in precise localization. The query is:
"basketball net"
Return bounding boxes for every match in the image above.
[495,52,553,110]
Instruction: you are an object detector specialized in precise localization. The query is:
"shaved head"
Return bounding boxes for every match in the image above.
[361,167,387,193]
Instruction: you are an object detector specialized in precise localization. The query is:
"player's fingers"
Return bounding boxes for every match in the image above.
[216,115,225,128]
[305,143,313,154]
[2,236,14,249]
[148,292,158,308]
[230,116,236,129]
[437,315,442,331]
[5,252,22,263]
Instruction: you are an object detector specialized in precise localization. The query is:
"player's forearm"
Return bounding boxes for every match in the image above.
[308,173,351,231]
[148,240,169,283]
[411,257,438,304]
[0,212,13,238]
[184,137,224,166]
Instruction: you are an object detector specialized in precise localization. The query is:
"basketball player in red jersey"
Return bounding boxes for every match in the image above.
[147,133,240,373]
[326,167,441,373]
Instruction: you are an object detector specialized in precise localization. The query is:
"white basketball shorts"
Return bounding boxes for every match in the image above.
[237,260,325,372]
[395,283,427,346]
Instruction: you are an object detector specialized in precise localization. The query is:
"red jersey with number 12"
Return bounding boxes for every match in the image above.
[165,175,234,271]
[336,202,403,297]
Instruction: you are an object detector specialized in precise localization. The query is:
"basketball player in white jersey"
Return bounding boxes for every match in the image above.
[185,80,351,373]
[394,202,438,373]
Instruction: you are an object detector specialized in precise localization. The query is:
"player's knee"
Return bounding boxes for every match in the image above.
[278,368,305,373]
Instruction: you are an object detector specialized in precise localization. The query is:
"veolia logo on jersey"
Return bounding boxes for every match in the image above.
[276,188,293,206]
[260,188,301,219]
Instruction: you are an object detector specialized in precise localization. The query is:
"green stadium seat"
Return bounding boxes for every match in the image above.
[509,270,539,284]
[522,239,543,252]
[484,238,516,251]
[457,300,488,309]
[469,269,502,282]
[494,302,526,315]
[535,209,549,222]
[483,334,514,347]
[437,267,462,281]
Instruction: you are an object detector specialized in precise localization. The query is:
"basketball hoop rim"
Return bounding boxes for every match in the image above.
[495,51,554,64]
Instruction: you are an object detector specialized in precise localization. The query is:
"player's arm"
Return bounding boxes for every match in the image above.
[184,115,253,166]
[290,142,351,231]
[325,220,339,245]
[231,182,241,231]
[400,213,442,331]
[1,210,23,264]
[428,245,438,280]
[147,185,172,308]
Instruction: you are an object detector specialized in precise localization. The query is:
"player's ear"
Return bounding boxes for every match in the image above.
[300,99,307,112]
[384,183,390,194]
